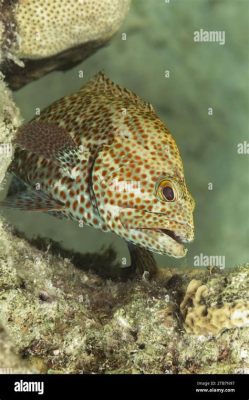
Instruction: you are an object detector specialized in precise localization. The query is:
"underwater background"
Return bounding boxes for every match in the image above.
[2,0,249,269]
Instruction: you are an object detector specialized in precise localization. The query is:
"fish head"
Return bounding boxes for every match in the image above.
[92,132,195,258]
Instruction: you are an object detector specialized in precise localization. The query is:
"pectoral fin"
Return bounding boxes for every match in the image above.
[15,121,82,176]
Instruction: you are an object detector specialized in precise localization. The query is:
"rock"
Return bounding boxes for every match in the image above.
[0,239,249,374]
[0,73,22,184]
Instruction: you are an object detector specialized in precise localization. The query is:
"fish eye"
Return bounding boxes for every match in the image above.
[156,179,176,202]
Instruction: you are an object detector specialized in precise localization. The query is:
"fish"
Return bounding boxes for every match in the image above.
[1,72,195,258]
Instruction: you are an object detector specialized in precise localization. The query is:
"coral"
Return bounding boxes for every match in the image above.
[0,0,131,89]
[14,0,131,59]
[0,0,131,60]
[0,246,249,374]
[0,73,22,184]
[181,276,249,335]
[0,323,35,373]
[0,0,22,66]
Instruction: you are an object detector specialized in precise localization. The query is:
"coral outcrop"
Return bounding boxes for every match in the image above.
[0,0,131,88]
[181,278,249,335]
[14,0,131,59]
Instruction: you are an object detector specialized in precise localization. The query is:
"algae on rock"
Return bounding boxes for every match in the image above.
[0,231,249,374]
[0,74,22,183]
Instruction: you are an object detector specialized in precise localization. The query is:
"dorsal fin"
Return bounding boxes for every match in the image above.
[82,72,154,113]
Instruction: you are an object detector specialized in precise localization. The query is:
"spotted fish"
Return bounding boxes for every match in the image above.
[2,73,195,258]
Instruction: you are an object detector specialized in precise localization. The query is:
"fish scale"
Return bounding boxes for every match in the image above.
[2,72,195,258]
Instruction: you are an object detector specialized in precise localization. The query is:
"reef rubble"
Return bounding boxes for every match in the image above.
[0,224,249,374]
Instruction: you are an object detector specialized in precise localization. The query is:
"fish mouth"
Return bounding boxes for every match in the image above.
[139,227,191,245]
[133,226,194,257]
[153,228,186,244]
[119,209,194,257]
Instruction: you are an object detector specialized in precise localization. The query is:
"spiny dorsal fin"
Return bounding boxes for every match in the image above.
[82,72,154,112]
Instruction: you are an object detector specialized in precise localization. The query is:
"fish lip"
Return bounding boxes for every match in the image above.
[120,210,194,245]
[137,227,187,257]
[138,227,191,245]
[158,228,194,244]
[156,228,185,244]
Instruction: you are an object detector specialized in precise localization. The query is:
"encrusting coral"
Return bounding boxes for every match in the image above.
[181,279,249,335]
[0,0,131,89]
[14,0,131,59]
